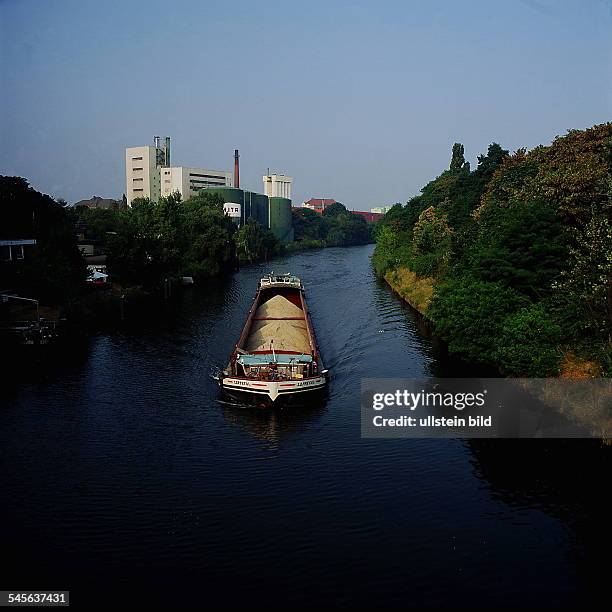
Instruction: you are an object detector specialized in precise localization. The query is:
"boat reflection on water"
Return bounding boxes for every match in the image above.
[217,395,328,443]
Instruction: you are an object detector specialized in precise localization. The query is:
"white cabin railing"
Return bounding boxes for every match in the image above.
[259,273,302,289]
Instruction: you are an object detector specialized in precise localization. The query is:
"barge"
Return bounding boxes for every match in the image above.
[219,273,328,406]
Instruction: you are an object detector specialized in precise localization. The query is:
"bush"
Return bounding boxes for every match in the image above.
[410,253,439,278]
[372,224,411,275]
[466,200,568,298]
[496,303,562,376]
[286,239,326,252]
[234,218,280,264]
[428,276,528,364]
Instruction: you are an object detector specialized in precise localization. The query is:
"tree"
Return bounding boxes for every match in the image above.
[496,303,562,376]
[0,176,85,304]
[234,218,279,264]
[105,192,235,287]
[178,192,236,279]
[292,207,325,241]
[476,142,508,176]
[324,210,370,247]
[428,277,528,365]
[467,200,569,298]
[321,201,347,218]
[373,122,611,374]
[372,224,410,275]
[70,207,122,244]
[553,215,612,340]
[450,143,468,172]
[410,206,453,276]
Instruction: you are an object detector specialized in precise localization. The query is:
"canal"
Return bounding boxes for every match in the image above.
[1,244,608,608]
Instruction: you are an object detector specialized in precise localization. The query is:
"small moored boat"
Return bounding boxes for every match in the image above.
[219,273,328,406]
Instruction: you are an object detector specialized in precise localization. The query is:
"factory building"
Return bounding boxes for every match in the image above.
[206,187,294,243]
[352,211,384,223]
[124,137,293,241]
[125,136,232,206]
[125,144,163,205]
[263,173,293,199]
[160,167,232,200]
[302,198,339,213]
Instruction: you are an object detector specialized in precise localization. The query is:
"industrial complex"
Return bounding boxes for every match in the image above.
[125,137,294,242]
[124,136,386,245]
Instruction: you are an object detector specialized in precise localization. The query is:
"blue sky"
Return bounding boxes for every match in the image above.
[1,0,610,208]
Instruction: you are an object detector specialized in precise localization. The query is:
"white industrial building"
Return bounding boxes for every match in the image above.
[160,167,232,200]
[125,136,232,206]
[125,145,163,206]
[263,173,292,199]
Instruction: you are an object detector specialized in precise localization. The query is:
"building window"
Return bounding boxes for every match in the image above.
[189,173,225,180]
[132,156,143,161]
[133,177,143,182]
[132,167,143,171]
[190,179,224,186]
[133,188,143,192]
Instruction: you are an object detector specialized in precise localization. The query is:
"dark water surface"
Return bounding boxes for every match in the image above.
[1,245,608,609]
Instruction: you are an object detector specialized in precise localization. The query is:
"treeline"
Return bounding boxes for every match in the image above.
[291,201,374,249]
[1,176,376,309]
[373,123,611,376]
[0,178,283,303]
[73,192,284,287]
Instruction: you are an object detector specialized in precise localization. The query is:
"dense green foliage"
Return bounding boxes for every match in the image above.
[292,202,373,247]
[86,192,243,287]
[0,176,85,304]
[0,179,286,306]
[373,123,612,376]
[70,193,225,287]
[427,278,528,365]
[72,192,286,288]
[234,218,282,264]
[291,208,326,242]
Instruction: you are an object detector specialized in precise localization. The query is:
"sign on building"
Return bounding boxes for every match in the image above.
[223,202,241,219]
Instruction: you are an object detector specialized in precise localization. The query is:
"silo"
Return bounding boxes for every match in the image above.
[251,192,269,228]
[268,197,294,242]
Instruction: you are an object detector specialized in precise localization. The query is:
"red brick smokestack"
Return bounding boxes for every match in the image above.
[234,149,240,188]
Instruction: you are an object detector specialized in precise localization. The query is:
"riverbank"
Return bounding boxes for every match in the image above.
[383,267,435,316]
[382,264,609,437]
[382,265,603,379]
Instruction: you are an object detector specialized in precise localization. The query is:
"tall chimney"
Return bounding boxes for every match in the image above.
[234,149,240,188]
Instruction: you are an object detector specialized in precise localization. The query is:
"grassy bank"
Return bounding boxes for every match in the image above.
[383,268,435,315]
